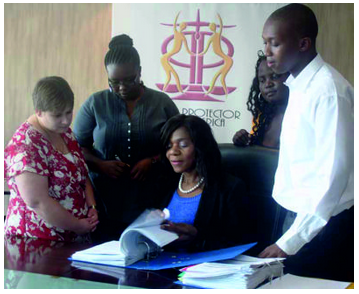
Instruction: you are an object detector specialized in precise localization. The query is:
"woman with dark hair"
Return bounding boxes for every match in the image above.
[4,76,99,242]
[158,114,252,251]
[73,34,179,242]
[233,51,289,149]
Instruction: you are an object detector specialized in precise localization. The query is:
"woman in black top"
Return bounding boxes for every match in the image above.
[157,114,253,251]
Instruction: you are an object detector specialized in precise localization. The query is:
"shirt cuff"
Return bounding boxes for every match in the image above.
[276,213,327,255]
[276,228,308,255]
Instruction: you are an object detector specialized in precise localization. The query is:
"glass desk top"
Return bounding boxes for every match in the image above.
[4,235,353,289]
[4,269,128,289]
[4,236,183,289]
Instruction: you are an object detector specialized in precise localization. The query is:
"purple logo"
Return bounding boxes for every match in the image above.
[156,10,237,102]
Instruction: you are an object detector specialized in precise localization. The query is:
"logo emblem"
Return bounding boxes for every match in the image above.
[156,10,237,102]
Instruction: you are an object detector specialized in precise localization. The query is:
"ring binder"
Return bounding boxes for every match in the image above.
[139,241,162,261]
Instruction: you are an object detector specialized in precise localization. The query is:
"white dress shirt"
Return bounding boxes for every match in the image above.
[273,54,354,255]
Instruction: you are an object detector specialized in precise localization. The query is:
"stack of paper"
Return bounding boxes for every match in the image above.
[71,209,178,266]
[177,255,284,289]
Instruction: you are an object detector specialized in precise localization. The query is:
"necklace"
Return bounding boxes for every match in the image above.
[35,116,68,154]
[178,173,204,194]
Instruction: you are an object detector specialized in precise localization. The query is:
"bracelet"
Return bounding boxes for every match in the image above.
[89,205,97,210]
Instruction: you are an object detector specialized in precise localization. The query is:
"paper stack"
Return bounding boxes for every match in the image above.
[177,255,284,289]
[71,209,178,266]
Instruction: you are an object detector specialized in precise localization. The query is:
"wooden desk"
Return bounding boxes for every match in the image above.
[4,236,183,289]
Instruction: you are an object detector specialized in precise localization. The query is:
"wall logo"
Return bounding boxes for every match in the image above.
[156,10,237,102]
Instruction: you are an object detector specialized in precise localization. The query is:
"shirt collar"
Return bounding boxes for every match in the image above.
[285,54,324,91]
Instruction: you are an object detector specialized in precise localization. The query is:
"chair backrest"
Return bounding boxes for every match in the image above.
[219,144,285,251]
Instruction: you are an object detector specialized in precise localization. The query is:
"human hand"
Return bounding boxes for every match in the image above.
[232,129,251,146]
[161,221,197,243]
[99,160,130,179]
[75,217,99,235]
[130,158,152,181]
[258,244,288,258]
[87,207,99,224]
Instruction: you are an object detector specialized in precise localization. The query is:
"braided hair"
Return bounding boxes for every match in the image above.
[246,51,277,146]
[104,34,141,69]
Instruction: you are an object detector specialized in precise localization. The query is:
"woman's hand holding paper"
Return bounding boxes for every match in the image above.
[161,221,198,244]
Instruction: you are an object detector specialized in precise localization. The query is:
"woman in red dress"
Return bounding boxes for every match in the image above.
[4,76,99,242]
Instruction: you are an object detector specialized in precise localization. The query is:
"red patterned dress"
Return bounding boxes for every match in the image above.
[4,121,90,242]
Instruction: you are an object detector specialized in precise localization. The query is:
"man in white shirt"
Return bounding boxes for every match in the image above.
[260,4,353,281]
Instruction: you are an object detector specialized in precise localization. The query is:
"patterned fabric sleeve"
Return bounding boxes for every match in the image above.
[5,130,50,179]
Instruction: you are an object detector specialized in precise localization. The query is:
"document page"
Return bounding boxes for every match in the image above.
[71,241,126,262]
[119,209,178,256]
[259,274,351,289]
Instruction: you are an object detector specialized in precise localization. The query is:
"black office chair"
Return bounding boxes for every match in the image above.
[219,144,287,253]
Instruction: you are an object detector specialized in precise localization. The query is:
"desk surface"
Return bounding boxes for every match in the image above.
[4,269,121,289]
[4,236,353,289]
[4,236,185,289]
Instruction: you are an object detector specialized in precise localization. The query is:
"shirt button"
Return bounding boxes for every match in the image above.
[128,123,131,126]
[128,130,131,133]
[128,146,131,149]
[128,138,130,142]
[128,154,131,157]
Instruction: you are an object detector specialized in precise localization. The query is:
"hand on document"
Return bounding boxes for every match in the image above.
[161,221,198,244]
[70,209,179,267]
[258,243,287,258]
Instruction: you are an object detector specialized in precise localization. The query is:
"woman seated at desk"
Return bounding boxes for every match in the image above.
[4,76,99,242]
[158,114,253,251]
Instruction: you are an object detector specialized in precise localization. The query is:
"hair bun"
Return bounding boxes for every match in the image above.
[109,34,133,50]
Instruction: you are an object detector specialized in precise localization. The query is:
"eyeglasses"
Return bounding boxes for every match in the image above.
[108,74,138,89]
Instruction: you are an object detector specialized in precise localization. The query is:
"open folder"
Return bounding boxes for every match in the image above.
[70,208,257,270]
[127,242,257,270]
[70,240,257,271]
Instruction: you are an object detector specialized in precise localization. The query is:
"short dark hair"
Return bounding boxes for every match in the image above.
[32,76,74,112]
[104,34,141,69]
[160,114,222,187]
[269,3,318,44]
